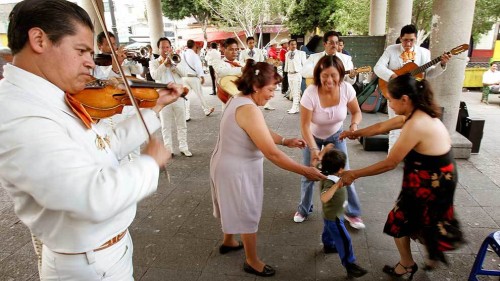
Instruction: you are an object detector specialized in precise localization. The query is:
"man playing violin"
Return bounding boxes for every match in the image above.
[373,24,451,150]
[0,0,182,279]
[150,37,194,157]
[94,31,143,79]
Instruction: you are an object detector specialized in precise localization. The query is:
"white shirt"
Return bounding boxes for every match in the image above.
[205,49,221,67]
[284,50,307,73]
[149,56,188,84]
[482,69,500,88]
[374,44,445,82]
[301,51,355,84]
[93,59,143,80]
[0,64,161,253]
[181,48,204,77]
[212,59,242,81]
[239,48,266,65]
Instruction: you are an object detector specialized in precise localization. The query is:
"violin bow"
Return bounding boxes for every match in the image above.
[90,0,152,139]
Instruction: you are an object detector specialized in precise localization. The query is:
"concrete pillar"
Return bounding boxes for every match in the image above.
[145,0,164,54]
[429,0,476,132]
[385,0,412,47]
[369,0,387,36]
[78,0,104,35]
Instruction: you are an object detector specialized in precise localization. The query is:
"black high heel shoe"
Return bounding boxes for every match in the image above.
[382,262,418,280]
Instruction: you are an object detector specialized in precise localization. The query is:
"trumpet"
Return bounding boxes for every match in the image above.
[159,52,181,65]
[125,46,151,60]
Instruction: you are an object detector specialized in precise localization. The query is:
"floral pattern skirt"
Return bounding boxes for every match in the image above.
[383,149,465,262]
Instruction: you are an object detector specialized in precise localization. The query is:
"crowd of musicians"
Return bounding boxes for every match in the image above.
[0,0,466,280]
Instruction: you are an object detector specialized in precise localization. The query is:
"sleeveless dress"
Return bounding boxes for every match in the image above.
[210,96,264,234]
[383,149,465,262]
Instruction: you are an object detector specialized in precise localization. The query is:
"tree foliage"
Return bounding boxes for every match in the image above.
[331,0,370,35]
[285,0,338,35]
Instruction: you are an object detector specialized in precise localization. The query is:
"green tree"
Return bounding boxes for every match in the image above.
[331,0,370,35]
[160,0,213,42]
[285,0,338,35]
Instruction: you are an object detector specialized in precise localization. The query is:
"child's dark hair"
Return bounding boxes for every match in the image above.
[321,148,346,175]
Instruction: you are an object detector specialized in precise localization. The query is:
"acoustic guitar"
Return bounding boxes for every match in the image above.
[378,44,469,98]
[305,66,373,87]
[217,75,240,104]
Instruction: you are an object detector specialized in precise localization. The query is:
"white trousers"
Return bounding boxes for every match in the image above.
[183,77,211,114]
[288,73,302,111]
[159,98,189,151]
[387,102,400,152]
[40,232,133,281]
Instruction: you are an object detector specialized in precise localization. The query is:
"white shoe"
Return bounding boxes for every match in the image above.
[180,149,193,157]
[205,107,215,116]
[293,212,306,223]
[287,109,299,114]
[344,215,365,229]
[264,106,275,111]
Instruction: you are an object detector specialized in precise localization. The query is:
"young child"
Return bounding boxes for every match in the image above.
[319,144,368,278]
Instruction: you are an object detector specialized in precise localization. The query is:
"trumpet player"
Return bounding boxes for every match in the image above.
[93,31,143,79]
[150,37,193,157]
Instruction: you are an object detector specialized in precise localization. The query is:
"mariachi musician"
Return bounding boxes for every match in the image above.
[212,38,243,104]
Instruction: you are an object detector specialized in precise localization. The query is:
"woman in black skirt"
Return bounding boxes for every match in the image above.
[340,74,465,279]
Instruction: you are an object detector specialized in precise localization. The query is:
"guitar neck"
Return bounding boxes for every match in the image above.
[410,56,442,76]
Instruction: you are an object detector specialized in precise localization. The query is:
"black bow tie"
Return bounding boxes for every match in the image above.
[249,50,255,57]
[289,51,295,59]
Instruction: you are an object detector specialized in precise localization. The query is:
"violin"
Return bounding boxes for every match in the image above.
[71,78,189,119]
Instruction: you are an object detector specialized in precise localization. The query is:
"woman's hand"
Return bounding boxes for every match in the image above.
[310,149,321,167]
[340,170,357,185]
[303,166,326,181]
[152,83,183,113]
[284,138,306,148]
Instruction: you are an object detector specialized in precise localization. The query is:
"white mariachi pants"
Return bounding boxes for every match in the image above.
[387,102,400,152]
[159,98,189,152]
[288,72,302,112]
[182,77,212,115]
[41,232,134,280]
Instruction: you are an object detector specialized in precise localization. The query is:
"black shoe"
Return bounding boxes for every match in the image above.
[186,118,191,122]
[210,93,216,95]
[219,241,244,254]
[346,263,368,278]
[243,262,275,277]
[323,245,338,254]
[383,262,418,280]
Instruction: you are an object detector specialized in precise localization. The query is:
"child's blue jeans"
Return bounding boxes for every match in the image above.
[322,217,356,267]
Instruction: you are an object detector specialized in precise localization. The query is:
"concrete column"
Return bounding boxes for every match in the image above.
[78,0,104,35]
[385,0,412,47]
[429,0,476,132]
[369,0,387,36]
[145,0,164,54]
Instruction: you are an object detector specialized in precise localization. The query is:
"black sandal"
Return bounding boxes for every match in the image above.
[219,241,244,254]
[382,262,418,280]
[243,261,275,277]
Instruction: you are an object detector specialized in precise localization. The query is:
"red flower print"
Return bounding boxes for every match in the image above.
[440,163,454,173]
[408,172,421,188]
[416,188,431,199]
[418,170,431,180]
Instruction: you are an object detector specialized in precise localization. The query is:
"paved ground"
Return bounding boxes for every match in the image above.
[1,85,499,281]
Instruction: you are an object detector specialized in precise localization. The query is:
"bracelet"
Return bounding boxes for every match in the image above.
[349,123,358,129]
[281,137,286,146]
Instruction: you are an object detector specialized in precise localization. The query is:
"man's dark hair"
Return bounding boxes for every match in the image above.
[187,39,195,49]
[8,0,93,55]
[338,38,345,44]
[289,39,297,45]
[246,36,255,43]
[96,31,115,46]
[323,31,340,43]
[223,38,238,48]
[157,37,171,48]
[400,24,418,37]
[210,42,218,49]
